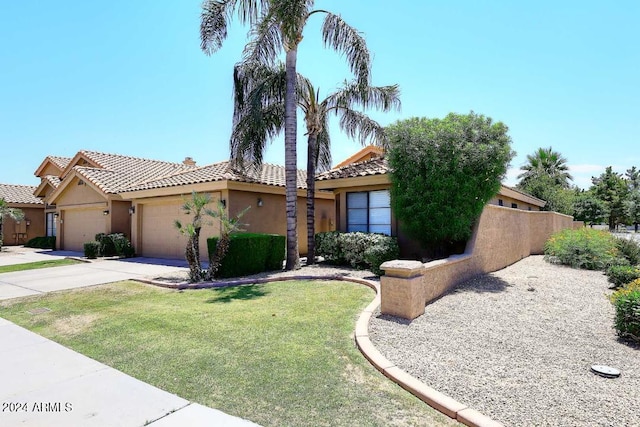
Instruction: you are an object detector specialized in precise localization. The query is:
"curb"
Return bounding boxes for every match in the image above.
[139,273,503,427]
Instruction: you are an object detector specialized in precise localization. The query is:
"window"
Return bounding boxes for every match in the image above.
[498,199,504,206]
[511,203,518,209]
[46,212,57,237]
[347,190,391,235]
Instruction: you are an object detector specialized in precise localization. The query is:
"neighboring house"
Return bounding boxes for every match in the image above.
[33,155,72,240]
[316,146,546,258]
[0,184,45,245]
[33,150,334,259]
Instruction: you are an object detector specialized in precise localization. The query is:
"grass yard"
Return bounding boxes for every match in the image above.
[0,280,456,427]
[0,259,81,274]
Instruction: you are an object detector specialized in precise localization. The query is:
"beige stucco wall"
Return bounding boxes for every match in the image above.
[1,206,45,245]
[381,204,580,319]
[55,177,105,207]
[109,200,131,237]
[228,190,335,255]
[38,163,63,177]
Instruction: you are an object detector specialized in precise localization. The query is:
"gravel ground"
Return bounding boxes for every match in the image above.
[369,255,639,427]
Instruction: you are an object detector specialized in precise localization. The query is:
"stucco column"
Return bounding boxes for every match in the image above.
[380,260,426,320]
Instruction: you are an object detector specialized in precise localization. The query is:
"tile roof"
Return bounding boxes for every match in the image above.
[70,151,198,194]
[123,161,307,192]
[42,175,62,188]
[48,156,72,170]
[316,157,389,181]
[0,184,44,205]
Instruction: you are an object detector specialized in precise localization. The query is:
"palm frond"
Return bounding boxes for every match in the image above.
[314,113,332,172]
[321,12,371,85]
[200,0,269,54]
[325,81,401,112]
[337,109,387,147]
[243,12,284,64]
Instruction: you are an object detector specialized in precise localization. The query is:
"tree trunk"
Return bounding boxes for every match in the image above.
[284,48,300,270]
[306,134,317,265]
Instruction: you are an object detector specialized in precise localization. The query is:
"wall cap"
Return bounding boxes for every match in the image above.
[380,260,425,278]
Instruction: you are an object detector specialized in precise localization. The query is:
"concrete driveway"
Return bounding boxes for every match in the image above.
[0,250,189,300]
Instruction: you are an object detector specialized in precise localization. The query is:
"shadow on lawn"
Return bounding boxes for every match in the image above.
[205,284,269,304]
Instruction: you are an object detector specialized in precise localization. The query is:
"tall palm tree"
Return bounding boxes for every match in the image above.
[517,147,573,188]
[232,62,400,264]
[200,0,371,270]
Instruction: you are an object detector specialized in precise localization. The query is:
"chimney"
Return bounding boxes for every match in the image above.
[183,157,196,166]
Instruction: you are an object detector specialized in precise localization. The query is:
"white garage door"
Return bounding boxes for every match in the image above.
[63,209,105,251]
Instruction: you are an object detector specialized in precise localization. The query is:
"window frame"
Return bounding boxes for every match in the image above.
[346,190,392,235]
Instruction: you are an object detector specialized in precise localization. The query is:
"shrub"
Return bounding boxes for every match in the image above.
[316,231,399,275]
[315,231,345,264]
[609,279,640,343]
[84,241,100,259]
[207,233,285,278]
[544,228,619,270]
[615,237,640,266]
[95,233,117,257]
[606,265,640,289]
[387,113,514,248]
[94,233,134,258]
[25,236,56,249]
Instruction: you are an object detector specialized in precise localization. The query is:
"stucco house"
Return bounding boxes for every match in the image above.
[0,184,45,245]
[316,146,546,257]
[33,150,334,259]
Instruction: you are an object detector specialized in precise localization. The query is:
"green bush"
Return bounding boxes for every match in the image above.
[94,233,134,258]
[95,233,116,257]
[207,233,285,278]
[544,228,620,270]
[25,236,56,249]
[315,231,399,276]
[84,241,100,259]
[609,279,640,343]
[315,231,345,264]
[615,237,640,266]
[606,265,640,289]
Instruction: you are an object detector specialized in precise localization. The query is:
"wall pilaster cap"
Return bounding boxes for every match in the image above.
[380,260,425,278]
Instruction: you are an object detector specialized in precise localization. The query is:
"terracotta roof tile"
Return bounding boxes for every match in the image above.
[123,161,307,192]
[48,156,72,170]
[0,184,44,205]
[316,157,389,181]
[70,151,197,194]
[42,175,62,188]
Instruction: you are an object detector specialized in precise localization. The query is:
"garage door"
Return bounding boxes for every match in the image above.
[63,209,105,251]
[140,200,219,260]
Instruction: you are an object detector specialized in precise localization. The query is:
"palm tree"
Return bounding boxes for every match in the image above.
[0,198,24,250]
[231,62,400,264]
[517,147,574,188]
[200,0,372,270]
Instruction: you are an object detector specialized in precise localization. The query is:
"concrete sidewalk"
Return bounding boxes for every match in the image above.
[0,318,259,426]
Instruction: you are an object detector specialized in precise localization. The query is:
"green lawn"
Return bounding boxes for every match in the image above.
[0,259,81,274]
[0,280,456,427]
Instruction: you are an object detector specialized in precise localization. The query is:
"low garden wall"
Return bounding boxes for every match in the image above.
[380,205,582,320]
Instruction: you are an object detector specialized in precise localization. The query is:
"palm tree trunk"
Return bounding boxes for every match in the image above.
[306,134,317,265]
[284,48,300,270]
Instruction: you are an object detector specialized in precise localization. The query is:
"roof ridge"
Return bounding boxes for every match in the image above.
[0,183,37,189]
[79,150,194,167]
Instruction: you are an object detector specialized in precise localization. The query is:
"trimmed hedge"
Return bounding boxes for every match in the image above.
[315,231,399,276]
[207,233,285,278]
[609,279,640,343]
[93,233,135,258]
[84,241,100,259]
[25,236,56,249]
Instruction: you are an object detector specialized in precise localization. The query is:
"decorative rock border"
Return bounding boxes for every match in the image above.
[135,274,503,427]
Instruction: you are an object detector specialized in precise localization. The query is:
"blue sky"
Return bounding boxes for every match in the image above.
[1,1,638,189]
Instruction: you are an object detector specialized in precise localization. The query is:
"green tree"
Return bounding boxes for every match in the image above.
[232,62,400,264]
[591,166,628,231]
[573,189,607,227]
[625,166,640,232]
[517,174,575,215]
[201,0,371,270]
[517,147,573,189]
[387,113,515,254]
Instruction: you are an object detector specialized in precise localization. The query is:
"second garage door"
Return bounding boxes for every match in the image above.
[63,208,105,251]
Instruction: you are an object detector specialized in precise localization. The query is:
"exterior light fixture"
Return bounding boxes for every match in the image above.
[103,210,110,216]
[54,213,59,219]
[128,206,135,215]
[26,220,31,226]
[220,199,226,208]
[257,198,263,207]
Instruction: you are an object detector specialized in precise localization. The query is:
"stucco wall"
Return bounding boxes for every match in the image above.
[380,204,580,319]
[1,207,45,245]
[228,190,335,255]
[56,177,105,207]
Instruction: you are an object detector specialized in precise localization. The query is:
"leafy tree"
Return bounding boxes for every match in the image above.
[591,166,628,231]
[232,62,400,264]
[517,146,573,189]
[201,0,371,270]
[625,166,640,232]
[573,189,607,227]
[0,198,24,250]
[517,174,575,215]
[387,113,515,254]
